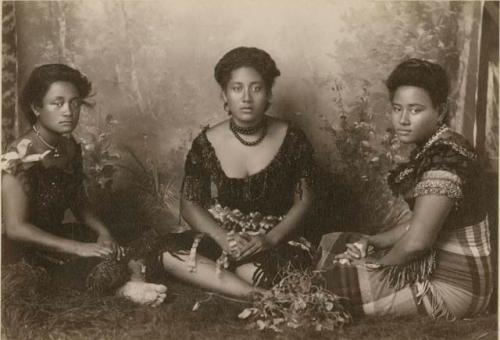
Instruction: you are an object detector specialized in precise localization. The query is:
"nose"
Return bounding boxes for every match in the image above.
[242,88,252,103]
[62,102,72,116]
[399,109,410,125]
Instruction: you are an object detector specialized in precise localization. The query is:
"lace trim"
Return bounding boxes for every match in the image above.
[438,140,477,161]
[393,167,415,183]
[414,170,463,199]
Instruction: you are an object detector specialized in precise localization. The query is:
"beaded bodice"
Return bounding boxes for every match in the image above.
[181,125,316,216]
[2,137,85,231]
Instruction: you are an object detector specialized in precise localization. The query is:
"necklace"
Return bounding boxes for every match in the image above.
[229,118,268,146]
[32,125,61,158]
[229,117,266,135]
[413,124,450,160]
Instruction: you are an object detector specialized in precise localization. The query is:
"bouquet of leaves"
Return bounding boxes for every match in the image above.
[238,266,352,332]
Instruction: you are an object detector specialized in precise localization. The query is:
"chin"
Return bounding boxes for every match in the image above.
[58,126,76,134]
[234,113,264,122]
[396,135,416,144]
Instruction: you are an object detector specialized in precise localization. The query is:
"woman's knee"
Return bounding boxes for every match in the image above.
[161,252,188,271]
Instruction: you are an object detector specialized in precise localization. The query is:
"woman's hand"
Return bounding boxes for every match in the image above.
[73,241,114,258]
[226,232,251,258]
[97,233,124,260]
[335,236,370,261]
[235,234,273,261]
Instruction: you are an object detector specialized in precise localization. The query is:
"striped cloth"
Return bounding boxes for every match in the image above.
[316,220,493,319]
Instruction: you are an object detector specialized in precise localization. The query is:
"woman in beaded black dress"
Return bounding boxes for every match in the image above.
[159,47,316,297]
[316,59,492,319]
[2,64,167,306]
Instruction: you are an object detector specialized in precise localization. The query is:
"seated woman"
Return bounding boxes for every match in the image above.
[317,59,492,319]
[2,64,167,306]
[159,47,316,297]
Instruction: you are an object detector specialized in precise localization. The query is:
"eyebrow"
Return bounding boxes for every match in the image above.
[391,102,425,107]
[228,81,263,85]
[50,96,80,101]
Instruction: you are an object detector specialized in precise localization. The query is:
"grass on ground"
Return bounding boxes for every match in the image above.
[2,264,497,340]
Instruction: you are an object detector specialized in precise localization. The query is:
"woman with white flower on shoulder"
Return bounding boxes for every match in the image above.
[2,64,166,306]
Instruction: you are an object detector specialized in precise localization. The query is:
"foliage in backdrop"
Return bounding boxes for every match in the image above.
[3,1,480,237]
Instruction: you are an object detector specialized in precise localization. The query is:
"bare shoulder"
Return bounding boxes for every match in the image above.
[205,119,231,144]
[266,116,289,136]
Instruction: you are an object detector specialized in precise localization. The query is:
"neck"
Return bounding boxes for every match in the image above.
[231,116,266,129]
[33,122,60,146]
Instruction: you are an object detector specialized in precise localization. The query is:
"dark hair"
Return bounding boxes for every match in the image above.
[214,47,281,92]
[386,58,449,107]
[20,64,92,124]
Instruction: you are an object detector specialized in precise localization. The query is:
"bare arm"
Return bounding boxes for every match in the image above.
[376,194,453,265]
[368,221,411,249]
[72,202,113,240]
[180,197,233,252]
[266,179,313,245]
[2,173,112,258]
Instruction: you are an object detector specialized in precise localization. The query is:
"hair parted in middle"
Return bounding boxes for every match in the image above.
[214,46,281,92]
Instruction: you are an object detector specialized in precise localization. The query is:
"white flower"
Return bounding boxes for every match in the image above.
[0,139,50,173]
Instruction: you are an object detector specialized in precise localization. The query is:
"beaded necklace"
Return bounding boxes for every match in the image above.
[229,118,268,146]
[32,125,61,158]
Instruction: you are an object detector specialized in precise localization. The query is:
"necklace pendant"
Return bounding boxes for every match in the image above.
[53,150,61,158]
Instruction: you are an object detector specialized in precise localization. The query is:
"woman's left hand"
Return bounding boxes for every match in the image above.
[235,234,273,261]
[97,233,124,260]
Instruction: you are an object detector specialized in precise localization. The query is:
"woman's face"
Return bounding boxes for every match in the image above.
[222,66,270,125]
[34,81,82,135]
[391,85,444,144]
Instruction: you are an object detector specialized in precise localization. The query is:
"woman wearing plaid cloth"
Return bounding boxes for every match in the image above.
[317,59,493,319]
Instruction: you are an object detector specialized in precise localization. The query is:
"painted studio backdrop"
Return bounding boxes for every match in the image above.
[2,1,498,240]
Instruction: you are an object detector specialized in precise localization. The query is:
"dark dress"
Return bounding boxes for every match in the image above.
[1,135,168,293]
[177,124,316,287]
[1,136,105,290]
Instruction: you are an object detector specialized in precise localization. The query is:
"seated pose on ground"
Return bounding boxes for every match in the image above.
[1,64,167,306]
[160,47,316,297]
[316,58,492,319]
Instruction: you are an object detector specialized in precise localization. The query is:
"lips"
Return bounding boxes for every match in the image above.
[240,107,253,113]
[396,129,411,135]
[59,121,73,125]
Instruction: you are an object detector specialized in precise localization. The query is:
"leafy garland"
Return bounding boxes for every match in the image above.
[187,204,312,275]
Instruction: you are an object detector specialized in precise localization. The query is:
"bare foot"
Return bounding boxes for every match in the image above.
[117,281,167,307]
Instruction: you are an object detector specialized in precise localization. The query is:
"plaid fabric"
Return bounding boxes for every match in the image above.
[316,220,492,319]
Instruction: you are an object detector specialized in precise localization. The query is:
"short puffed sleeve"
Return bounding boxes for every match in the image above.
[180,134,211,206]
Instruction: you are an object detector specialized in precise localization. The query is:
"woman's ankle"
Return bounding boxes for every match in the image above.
[127,259,146,282]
